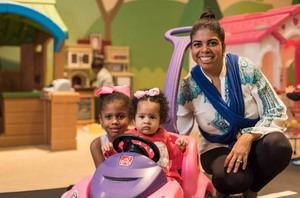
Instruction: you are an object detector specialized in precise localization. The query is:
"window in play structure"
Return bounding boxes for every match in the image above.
[261,52,274,85]
[288,61,295,86]
[0,46,20,72]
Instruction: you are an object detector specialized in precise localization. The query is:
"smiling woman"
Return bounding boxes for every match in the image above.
[190,28,224,84]
[176,9,292,198]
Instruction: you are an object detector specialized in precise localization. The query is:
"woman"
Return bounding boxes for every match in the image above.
[176,9,292,198]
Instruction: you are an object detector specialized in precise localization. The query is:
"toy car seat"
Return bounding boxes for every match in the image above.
[162,26,214,198]
[162,26,192,133]
[168,132,214,198]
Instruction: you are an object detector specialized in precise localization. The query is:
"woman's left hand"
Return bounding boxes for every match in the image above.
[224,133,261,173]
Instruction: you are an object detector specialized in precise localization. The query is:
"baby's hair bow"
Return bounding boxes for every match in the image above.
[134,88,160,99]
[96,84,130,97]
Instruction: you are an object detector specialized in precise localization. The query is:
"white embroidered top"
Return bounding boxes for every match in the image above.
[176,55,287,153]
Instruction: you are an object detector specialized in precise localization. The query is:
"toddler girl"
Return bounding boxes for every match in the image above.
[127,88,188,183]
[90,84,130,168]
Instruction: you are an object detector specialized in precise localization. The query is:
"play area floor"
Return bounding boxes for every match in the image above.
[0,124,299,198]
[0,125,101,193]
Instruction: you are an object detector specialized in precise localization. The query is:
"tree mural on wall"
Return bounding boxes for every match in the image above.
[293,0,300,4]
[179,0,222,27]
[95,0,124,45]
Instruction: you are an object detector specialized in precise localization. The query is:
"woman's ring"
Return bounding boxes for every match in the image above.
[237,160,243,163]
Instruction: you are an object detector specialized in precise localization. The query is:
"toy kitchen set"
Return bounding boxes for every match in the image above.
[64,35,134,125]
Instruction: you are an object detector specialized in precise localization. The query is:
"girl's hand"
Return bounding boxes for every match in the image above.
[175,137,188,151]
[224,133,261,173]
[101,142,113,156]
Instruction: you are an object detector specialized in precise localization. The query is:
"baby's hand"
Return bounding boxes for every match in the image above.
[101,142,113,156]
[175,137,188,151]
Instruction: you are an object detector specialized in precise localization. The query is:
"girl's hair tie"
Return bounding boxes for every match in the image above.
[134,88,160,99]
[95,84,130,97]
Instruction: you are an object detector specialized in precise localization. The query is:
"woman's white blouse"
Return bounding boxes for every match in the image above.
[176,55,287,153]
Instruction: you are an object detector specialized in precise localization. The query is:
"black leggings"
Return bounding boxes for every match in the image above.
[200,132,292,194]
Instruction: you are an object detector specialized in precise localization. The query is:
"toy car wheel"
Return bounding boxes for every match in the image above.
[113,133,160,162]
[205,190,213,198]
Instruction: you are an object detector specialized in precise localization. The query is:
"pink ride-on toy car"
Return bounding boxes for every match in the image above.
[64,26,214,198]
[64,133,214,198]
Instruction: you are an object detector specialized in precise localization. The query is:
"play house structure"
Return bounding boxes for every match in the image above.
[76,36,134,91]
[104,45,134,93]
[63,39,134,125]
[64,44,93,88]
[64,44,96,125]
[0,0,79,150]
[219,4,300,90]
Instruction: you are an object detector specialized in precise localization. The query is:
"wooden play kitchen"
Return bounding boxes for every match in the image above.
[0,91,79,150]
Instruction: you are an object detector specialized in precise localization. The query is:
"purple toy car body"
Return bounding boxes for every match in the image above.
[64,133,214,198]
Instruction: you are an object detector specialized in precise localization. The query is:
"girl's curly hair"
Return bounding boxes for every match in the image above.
[98,92,130,114]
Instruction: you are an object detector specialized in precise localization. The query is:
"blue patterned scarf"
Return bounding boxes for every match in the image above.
[191,53,259,147]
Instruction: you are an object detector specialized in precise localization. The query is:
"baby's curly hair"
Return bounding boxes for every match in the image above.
[129,89,169,124]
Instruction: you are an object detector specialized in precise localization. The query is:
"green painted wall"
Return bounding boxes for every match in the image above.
[86,0,186,90]
[223,1,273,16]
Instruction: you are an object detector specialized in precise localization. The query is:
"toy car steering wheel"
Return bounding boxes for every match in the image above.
[113,134,160,162]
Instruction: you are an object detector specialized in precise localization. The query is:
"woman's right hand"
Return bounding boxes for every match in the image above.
[224,133,260,173]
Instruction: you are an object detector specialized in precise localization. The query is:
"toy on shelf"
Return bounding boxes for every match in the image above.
[89,34,102,56]
[104,46,129,72]
[104,45,134,92]
[63,44,96,125]
[286,85,300,137]
[292,159,300,166]
[78,33,103,56]
[64,44,93,88]
[74,35,134,92]
[285,87,300,166]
